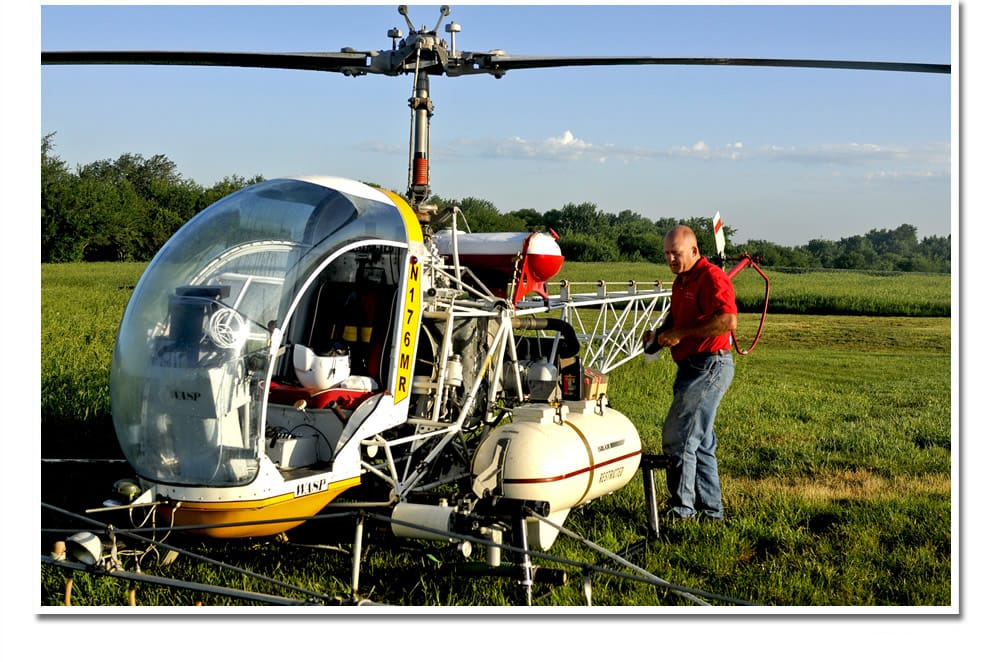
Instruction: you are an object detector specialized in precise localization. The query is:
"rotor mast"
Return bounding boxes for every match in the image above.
[407,70,432,209]
[397,5,453,213]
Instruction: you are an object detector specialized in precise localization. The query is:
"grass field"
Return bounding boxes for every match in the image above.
[39,262,953,609]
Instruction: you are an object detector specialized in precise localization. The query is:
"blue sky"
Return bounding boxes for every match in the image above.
[37,3,953,247]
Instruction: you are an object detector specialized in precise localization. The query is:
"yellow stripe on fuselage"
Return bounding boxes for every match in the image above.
[379,190,423,405]
[381,189,424,244]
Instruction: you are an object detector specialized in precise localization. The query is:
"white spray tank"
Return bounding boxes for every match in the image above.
[470,398,642,550]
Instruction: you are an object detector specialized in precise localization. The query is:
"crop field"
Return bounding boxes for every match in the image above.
[39,262,953,609]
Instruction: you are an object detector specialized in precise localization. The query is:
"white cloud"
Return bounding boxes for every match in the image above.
[358,132,949,178]
[755,141,950,169]
[439,130,630,163]
[864,168,945,182]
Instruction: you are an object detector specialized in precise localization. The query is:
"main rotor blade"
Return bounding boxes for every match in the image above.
[482,54,951,75]
[41,50,951,77]
[41,50,371,73]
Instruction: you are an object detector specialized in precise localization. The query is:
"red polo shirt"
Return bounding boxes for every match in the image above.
[669,256,738,362]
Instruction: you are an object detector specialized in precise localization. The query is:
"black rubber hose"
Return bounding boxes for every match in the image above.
[512,317,580,359]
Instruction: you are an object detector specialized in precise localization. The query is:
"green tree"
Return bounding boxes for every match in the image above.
[610,209,653,228]
[41,133,78,262]
[201,174,265,208]
[461,197,529,232]
[77,153,181,199]
[804,238,841,269]
[738,239,813,269]
[548,202,611,237]
[612,223,661,263]
[508,207,545,231]
[834,235,878,270]
[558,230,619,262]
[866,224,919,259]
[917,235,951,272]
[59,175,143,261]
[428,196,526,233]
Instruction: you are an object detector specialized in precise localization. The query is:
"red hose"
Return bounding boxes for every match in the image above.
[725,254,769,355]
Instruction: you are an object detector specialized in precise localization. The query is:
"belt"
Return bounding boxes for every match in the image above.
[683,350,730,361]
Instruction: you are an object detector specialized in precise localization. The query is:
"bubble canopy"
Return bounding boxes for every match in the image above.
[110,177,414,487]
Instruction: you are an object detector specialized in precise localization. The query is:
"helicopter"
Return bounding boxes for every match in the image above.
[41,5,950,602]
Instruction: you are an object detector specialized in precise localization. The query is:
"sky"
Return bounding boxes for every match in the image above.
[32,2,955,247]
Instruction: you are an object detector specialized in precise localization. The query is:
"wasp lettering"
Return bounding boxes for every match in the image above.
[296,479,328,497]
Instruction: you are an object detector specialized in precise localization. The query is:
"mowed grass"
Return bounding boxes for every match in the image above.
[608,315,950,604]
[40,262,952,608]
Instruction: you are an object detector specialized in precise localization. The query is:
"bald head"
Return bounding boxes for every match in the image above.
[663,225,701,274]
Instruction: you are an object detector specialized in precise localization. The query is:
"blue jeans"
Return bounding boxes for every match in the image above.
[661,352,734,519]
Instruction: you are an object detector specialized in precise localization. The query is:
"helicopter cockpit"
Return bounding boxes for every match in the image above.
[110,176,416,489]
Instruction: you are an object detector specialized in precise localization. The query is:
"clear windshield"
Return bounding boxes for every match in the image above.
[110,178,408,487]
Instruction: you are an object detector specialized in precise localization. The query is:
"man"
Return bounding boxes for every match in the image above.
[646,225,737,521]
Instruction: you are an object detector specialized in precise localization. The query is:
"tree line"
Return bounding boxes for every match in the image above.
[41,135,950,273]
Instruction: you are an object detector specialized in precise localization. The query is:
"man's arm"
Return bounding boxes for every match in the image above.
[656,311,737,348]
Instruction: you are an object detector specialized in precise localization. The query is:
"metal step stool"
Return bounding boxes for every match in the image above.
[640,454,672,539]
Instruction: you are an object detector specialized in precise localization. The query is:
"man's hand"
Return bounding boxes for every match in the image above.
[657,329,683,348]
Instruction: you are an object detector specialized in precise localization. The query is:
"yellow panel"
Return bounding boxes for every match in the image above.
[160,476,361,539]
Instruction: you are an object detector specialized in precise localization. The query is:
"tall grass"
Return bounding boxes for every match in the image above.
[556,262,951,316]
[40,262,952,608]
[41,263,144,417]
[41,262,145,457]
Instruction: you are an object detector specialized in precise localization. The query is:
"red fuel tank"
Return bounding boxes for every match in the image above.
[432,230,563,303]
